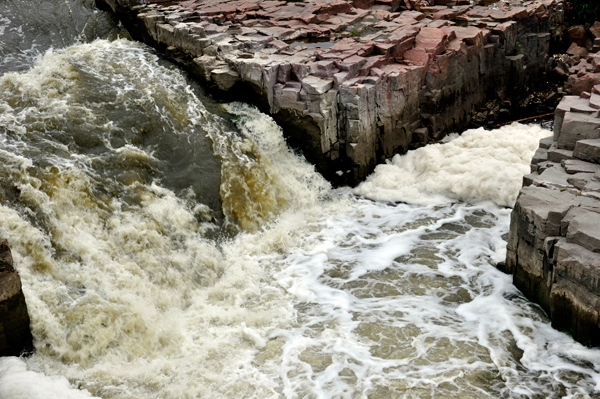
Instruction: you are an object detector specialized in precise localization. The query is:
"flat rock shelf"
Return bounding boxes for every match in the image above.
[97,0,565,185]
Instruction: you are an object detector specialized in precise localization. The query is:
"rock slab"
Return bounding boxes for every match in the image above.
[0,239,33,357]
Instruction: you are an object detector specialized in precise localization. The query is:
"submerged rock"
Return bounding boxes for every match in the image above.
[0,239,33,357]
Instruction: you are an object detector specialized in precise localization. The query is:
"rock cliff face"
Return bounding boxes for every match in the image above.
[0,239,33,357]
[97,0,564,185]
[507,93,600,347]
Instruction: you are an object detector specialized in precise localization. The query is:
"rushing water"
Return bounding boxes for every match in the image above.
[1,1,600,398]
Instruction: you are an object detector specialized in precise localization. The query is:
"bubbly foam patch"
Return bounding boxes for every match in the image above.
[354,124,550,207]
[0,358,99,399]
[264,200,600,398]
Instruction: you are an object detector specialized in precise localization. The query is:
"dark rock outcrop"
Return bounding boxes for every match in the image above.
[96,0,565,186]
[506,93,600,347]
[0,239,33,357]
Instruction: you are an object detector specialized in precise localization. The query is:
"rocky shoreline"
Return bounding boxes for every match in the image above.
[97,0,565,185]
[0,239,32,357]
[506,89,600,346]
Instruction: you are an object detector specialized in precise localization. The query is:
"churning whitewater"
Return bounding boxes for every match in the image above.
[0,1,600,398]
[353,124,551,207]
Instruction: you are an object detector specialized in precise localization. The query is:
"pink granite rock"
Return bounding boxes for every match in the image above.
[414,27,448,55]
[566,73,600,96]
[566,42,589,58]
[568,25,588,47]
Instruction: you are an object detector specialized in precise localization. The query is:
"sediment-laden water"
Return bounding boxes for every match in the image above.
[0,1,599,398]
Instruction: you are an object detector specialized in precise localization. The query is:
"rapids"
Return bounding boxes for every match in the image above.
[0,1,600,398]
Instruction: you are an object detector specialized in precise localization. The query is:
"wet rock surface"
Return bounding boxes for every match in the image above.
[97,0,565,185]
[0,239,33,357]
[507,92,600,347]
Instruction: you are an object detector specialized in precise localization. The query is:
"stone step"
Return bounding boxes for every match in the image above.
[573,138,600,164]
[562,159,600,174]
[531,147,548,165]
[537,161,560,174]
[532,165,574,190]
[548,144,574,163]
[561,159,600,175]
[557,111,600,150]
[590,92,600,110]
[567,172,594,190]
[570,98,598,113]
[539,136,554,149]
[556,96,596,114]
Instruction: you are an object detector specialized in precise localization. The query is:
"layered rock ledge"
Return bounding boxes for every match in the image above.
[97,0,564,185]
[506,92,600,347]
[0,239,32,357]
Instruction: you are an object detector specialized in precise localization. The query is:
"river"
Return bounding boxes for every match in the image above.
[0,1,599,398]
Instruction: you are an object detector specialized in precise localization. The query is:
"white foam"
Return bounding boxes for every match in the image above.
[354,124,550,207]
[265,199,600,397]
[0,357,99,399]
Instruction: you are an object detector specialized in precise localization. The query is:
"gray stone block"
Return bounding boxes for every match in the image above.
[591,92,600,110]
[555,240,600,296]
[531,147,548,165]
[537,161,559,174]
[562,159,600,174]
[557,112,600,150]
[567,172,594,190]
[211,67,240,91]
[531,165,573,189]
[574,138,600,164]
[566,209,600,253]
[523,172,538,187]
[548,144,574,162]
[514,186,576,244]
[538,136,554,149]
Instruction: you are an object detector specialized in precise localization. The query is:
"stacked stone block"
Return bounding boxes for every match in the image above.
[507,91,600,347]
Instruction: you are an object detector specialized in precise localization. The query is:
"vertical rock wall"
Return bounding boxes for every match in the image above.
[97,0,565,186]
[0,239,33,357]
[507,93,600,347]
